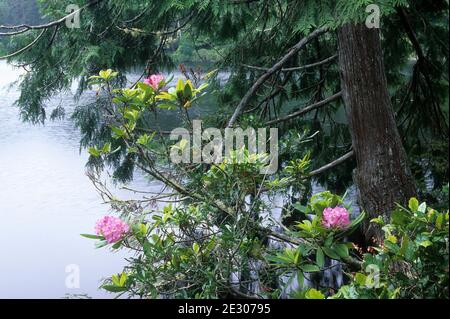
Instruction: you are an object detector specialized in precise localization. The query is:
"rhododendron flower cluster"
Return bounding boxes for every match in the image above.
[95,216,130,243]
[322,207,350,229]
[144,74,164,90]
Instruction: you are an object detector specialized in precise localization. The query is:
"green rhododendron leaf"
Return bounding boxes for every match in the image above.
[418,240,433,248]
[80,234,104,240]
[335,244,349,258]
[305,288,325,299]
[354,273,367,286]
[322,247,340,260]
[193,242,200,254]
[316,248,325,268]
[408,198,419,212]
[102,285,127,293]
[300,264,320,273]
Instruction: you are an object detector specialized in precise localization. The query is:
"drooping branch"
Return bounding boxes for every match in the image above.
[0,28,30,37]
[242,54,337,72]
[265,91,342,125]
[0,0,104,36]
[122,6,150,24]
[226,27,328,128]
[0,29,47,60]
[117,12,196,37]
[396,6,449,137]
[11,24,60,68]
[244,72,293,114]
[396,7,425,60]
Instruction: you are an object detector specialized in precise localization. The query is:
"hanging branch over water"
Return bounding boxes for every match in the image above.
[0,0,104,36]
[0,0,106,60]
[0,29,47,60]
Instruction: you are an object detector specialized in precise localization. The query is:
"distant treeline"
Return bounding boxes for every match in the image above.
[0,0,43,54]
[0,0,42,25]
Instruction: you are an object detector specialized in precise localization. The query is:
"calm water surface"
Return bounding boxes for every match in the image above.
[0,61,159,298]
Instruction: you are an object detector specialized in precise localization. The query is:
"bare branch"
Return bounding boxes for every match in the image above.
[308,151,354,177]
[0,29,47,60]
[0,28,30,36]
[226,27,328,128]
[266,91,342,125]
[242,54,337,72]
[117,12,195,37]
[282,53,337,72]
[0,0,103,36]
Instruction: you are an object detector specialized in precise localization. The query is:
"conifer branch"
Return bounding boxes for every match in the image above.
[0,29,46,60]
[0,0,103,36]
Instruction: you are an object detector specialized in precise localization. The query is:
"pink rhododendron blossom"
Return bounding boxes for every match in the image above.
[322,207,351,229]
[95,216,129,243]
[144,74,164,90]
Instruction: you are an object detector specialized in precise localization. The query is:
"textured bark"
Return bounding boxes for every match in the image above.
[337,23,417,242]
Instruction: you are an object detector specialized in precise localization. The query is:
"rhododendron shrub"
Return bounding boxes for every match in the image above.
[144,74,165,91]
[80,70,448,299]
[322,207,351,229]
[332,198,449,299]
[82,71,368,298]
[95,216,130,244]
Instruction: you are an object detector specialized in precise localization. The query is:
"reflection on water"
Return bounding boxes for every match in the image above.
[0,61,160,298]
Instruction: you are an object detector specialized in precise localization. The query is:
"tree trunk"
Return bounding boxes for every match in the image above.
[337,23,417,243]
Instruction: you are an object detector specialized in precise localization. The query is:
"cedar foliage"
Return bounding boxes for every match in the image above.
[2,0,448,199]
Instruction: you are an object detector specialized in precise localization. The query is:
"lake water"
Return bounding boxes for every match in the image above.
[0,61,159,298]
[0,61,224,298]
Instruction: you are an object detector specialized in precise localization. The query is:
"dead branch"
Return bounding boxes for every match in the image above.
[227,27,328,128]
[266,91,342,125]
[242,54,337,72]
